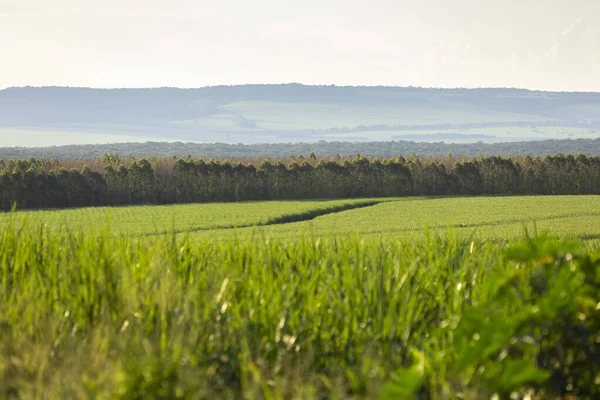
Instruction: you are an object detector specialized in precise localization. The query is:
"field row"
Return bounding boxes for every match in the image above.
[3,196,600,241]
[190,196,600,241]
[0,199,386,236]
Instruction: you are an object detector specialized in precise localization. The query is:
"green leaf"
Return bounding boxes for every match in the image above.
[379,350,426,400]
[491,359,551,395]
[453,309,526,373]
[379,368,424,400]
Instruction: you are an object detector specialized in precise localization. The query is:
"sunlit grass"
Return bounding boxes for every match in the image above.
[195,195,600,241]
[2,196,600,398]
[0,221,508,398]
[0,198,384,237]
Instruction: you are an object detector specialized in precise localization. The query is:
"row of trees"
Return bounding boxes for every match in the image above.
[2,154,600,210]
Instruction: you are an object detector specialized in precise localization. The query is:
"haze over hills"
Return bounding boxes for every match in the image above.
[1,84,600,148]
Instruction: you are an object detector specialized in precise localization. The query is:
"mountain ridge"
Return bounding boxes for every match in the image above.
[1,84,600,147]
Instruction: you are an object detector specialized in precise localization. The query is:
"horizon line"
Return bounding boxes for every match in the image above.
[1,82,599,94]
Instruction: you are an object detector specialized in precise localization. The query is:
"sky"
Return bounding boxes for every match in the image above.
[1,0,599,92]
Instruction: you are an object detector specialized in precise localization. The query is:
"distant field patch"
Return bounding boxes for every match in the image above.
[4,196,600,241]
[0,128,160,147]
[219,101,546,131]
[323,126,599,142]
[193,195,600,240]
[0,199,383,236]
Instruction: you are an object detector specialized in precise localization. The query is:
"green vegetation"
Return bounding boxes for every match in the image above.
[3,196,599,241]
[1,217,599,398]
[211,196,600,241]
[0,199,378,237]
[2,186,600,398]
[5,153,600,211]
[4,69,600,400]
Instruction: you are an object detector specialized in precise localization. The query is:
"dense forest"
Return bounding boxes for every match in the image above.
[3,138,600,160]
[2,153,600,210]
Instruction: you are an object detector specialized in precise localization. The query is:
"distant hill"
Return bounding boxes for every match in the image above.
[1,84,600,147]
[3,138,600,160]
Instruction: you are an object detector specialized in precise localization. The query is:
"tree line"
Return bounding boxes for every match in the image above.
[3,138,600,160]
[2,153,600,210]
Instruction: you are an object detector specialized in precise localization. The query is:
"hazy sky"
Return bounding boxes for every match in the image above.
[1,0,599,91]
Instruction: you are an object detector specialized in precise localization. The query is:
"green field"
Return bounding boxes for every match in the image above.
[1,196,600,399]
[200,196,600,241]
[0,199,380,236]
[4,196,599,240]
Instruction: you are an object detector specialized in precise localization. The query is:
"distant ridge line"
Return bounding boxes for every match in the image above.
[2,84,600,94]
[2,138,600,160]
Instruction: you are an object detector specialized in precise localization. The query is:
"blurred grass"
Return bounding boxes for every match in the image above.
[0,221,516,398]
[2,196,600,398]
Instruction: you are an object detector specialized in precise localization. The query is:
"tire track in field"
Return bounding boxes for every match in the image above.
[139,200,384,238]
